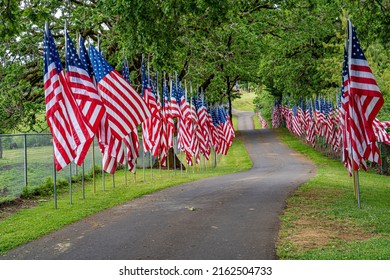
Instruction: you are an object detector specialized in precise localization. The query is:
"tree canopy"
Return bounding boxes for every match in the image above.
[1,0,389,133]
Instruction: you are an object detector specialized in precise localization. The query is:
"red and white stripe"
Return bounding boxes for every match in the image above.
[98,70,151,141]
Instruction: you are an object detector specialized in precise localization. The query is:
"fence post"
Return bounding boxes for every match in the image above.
[23,134,28,190]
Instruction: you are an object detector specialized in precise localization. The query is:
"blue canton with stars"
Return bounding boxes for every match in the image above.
[65,31,86,73]
[43,27,63,75]
[88,44,114,82]
[350,23,367,61]
[78,36,95,78]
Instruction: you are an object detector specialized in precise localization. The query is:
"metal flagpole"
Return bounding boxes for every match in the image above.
[143,151,146,182]
[112,174,115,188]
[124,141,128,187]
[173,74,178,176]
[23,134,28,191]
[167,152,171,177]
[64,23,72,205]
[179,149,182,175]
[46,21,57,209]
[125,162,128,186]
[150,153,153,180]
[82,162,85,199]
[102,165,105,191]
[53,153,57,210]
[69,162,72,204]
[147,62,153,181]
[353,170,361,208]
[92,138,96,193]
[347,19,361,208]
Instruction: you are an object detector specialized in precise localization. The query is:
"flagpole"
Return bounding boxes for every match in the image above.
[102,165,105,191]
[92,138,96,193]
[69,162,73,204]
[64,23,73,205]
[353,170,361,208]
[150,153,153,180]
[125,162,128,186]
[174,74,178,176]
[82,162,85,199]
[147,60,153,181]
[143,151,146,182]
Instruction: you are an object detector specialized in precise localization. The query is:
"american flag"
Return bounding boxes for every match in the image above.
[256,111,268,128]
[271,100,282,128]
[211,107,225,155]
[141,60,160,155]
[88,45,151,141]
[222,107,235,148]
[97,114,119,174]
[305,101,316,147]
[291,105,303,136]
[44,25,92,171]
[170,79,181,118]
[159,78,174,166]
[65,32,105,165]
[333,94,343,151]
[119,59,140,171]
[177,82,192,164]
[373,119,390,146]
[163,78,174,149]
[122,58,131,83]
[196,95,211,160]
[342,20,385,173]
[141,59,158,153]
[150,77,162,158]
[217,107,230,155]
[78,36,95,79]
[123,128,140,173]
[189,97,200,164]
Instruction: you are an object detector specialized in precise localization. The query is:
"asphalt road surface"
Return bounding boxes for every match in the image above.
[1,110,315,260]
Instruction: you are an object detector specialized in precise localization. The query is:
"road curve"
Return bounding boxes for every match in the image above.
[1,111,315,260]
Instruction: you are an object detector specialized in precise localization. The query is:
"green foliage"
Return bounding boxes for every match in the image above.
[253,86,276,122]
[231,91,257,112]
[20,177,69,198]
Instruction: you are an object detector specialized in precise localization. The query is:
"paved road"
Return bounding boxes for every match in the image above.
[1,111,315,260]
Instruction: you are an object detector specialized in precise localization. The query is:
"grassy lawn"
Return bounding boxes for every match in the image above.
[232,91,256,111]
[275,128,390,260]
[0,137,252,255]
[253,115,263,129]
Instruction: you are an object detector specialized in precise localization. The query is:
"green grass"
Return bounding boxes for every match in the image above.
[232,91,256,111]
[275,128,390,260]
[252,115,262,129]
[0,142,103,202]
[0,137,252,255]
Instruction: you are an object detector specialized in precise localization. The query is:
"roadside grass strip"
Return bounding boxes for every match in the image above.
[275,128,390,260]
[232,91,256,112]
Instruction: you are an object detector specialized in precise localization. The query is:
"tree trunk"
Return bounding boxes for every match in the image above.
[153,148,186,170]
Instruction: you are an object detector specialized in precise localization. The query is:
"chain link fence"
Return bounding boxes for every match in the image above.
[302,135,390,175]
